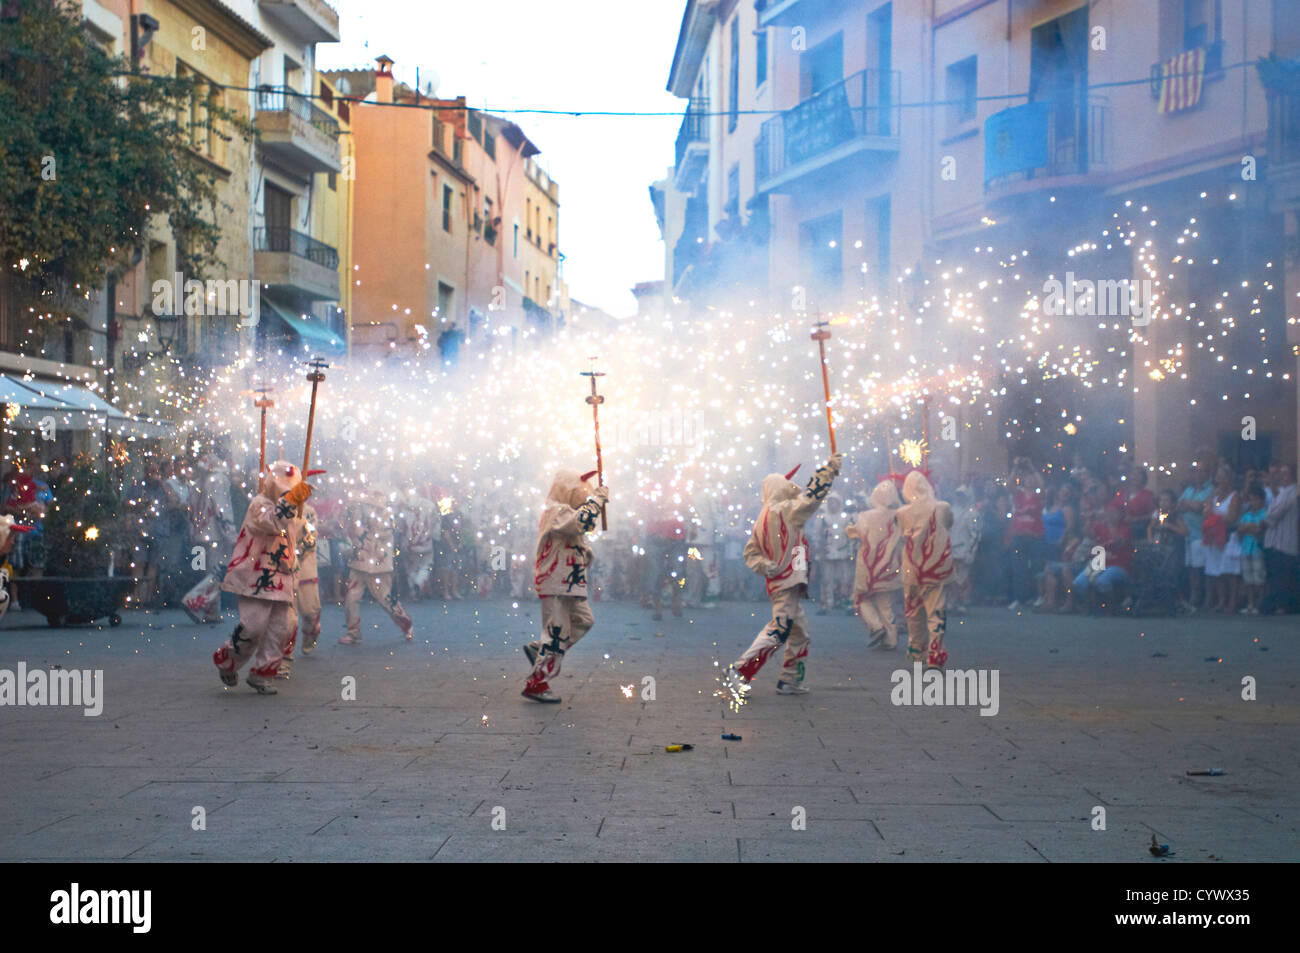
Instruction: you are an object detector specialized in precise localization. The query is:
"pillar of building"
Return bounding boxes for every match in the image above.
[1132,238,1195,491]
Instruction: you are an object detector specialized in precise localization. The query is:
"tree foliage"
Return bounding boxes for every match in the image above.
[0,0,254,294]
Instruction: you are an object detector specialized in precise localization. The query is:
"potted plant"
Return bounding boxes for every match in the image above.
[23,458,133,627]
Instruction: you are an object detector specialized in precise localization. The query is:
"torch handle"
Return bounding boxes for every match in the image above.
[818,338,837,455]
[299,380,320,517]
[592,405,606,531]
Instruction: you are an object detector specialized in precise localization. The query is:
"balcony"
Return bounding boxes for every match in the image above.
[257,0,340,44]
[674,96,709,191]
[754,69,899,194]
[1262,58,1300,212]
[254,227,339,301]
[983,95,1108,202]
[255,86,342,175]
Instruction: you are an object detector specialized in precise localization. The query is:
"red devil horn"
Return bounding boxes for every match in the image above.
[306,469,327,477]
[9,524,33,533]
[785,465,801,480]
[580,469,598,482]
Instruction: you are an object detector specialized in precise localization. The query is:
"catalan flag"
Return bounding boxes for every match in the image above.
[1157,46,1206,114]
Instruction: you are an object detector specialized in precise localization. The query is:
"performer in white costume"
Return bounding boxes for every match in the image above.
[847,480,903,650]
[339,488,414,645]
[211,462,311,694]
[897,471,954,669]
[521,469,609,704]
[719,454,842,706]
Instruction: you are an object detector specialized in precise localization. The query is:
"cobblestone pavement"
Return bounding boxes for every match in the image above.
[0,595,1294,861]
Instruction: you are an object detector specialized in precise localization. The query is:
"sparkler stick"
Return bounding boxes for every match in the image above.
[811,320,837,455]
[580,360,607,530]
[300,357,329,516]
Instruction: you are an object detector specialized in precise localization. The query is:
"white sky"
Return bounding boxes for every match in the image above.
[317,0,688,318]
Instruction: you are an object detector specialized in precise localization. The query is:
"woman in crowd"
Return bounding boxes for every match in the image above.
[1202,464,1242,613]
[1037,481,1079,611]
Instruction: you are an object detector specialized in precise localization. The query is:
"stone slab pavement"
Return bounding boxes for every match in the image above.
[0,595,1295,862]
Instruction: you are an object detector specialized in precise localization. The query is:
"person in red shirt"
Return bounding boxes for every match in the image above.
[1125,467,1157,539]
[1068,503,1132,611]
[1007,458,1044,609]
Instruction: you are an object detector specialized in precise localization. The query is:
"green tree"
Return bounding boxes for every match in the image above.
[41,457,124,576]
[0,0,254,306]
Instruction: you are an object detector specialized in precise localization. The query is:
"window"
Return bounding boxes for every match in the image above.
[484,131,496,159]
[798,211,843,305]
[728,16,740,132]
[468,110,483,142]
[442,185,453,232]
[803,33,844,98]
[513,223,519,257]
[1183,0,1214,49]
[525,270,530,297]
[438,281,454,319]
[756,30,768,88]
[945,56,978,133]
[265,185,291,232]
[1159,0,1222,59]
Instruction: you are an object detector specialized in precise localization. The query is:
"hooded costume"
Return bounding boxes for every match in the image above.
[814,493,854,610]
[182,453,238,624]
[523,469,608,703]
[897,471,954,668]
[401,488,437,595]
[279,501,322,676]
[847,480,903,649]
[341,488,413,644]
[721,454,842,705]
[212,461,311,694]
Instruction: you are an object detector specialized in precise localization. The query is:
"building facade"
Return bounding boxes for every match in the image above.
[658,0,1297,480]
[326,57,568,358]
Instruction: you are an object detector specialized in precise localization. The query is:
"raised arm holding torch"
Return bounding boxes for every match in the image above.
[580,360,607,530]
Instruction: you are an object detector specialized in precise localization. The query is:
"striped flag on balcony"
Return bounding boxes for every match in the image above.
[1157,47,1206,114]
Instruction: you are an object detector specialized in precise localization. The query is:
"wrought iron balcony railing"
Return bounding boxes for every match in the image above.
[256,85,340,138]
[675,96,709,170]
[755,69,899,186]
[255,227,339,270]
[983,95,1109,191]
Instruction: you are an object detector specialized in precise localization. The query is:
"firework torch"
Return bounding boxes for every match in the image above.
[580,360,607,530]
[253,384,274,491]
[811,321,837,455]
[299,356,328,516]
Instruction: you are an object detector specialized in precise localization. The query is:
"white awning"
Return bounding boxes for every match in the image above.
[0,374,175,439]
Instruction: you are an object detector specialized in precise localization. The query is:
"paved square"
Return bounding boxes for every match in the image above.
[0,597,1294,862]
